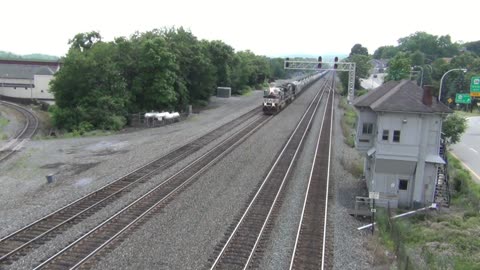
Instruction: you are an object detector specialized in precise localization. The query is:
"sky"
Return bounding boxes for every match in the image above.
[1,0,478,58]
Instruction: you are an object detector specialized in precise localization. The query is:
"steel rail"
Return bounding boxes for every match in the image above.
[289,77,335,270]
[33,115,272,270]
[0,107,261,264]
[0,101,39,162]
[209,77,330,269]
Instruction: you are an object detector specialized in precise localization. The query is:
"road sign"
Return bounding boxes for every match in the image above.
[447,97,453,104]
[455,93,471,104]
[371,208,377,213]
[471,76,480,97]
[369,192,379,200]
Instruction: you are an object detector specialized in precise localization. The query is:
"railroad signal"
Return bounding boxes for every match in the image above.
[317,56,322,69]
[286,57,290,68]
[334,56,338,69]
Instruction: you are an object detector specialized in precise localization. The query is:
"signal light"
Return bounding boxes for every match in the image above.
[334,56,338,69]
[286,57,289,68]
[317,56,322,69]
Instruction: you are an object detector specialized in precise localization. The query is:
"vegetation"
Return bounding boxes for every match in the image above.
[339,97,356,147]
[0,50,59,61]
[442,113,468,144]
[375,153,480,270]
[0,116,9,140]
[49,28,292,132]
[371,31,480,107]
[339,44,373,93]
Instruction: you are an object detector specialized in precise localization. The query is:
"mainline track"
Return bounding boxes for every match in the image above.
[208,77,332,270]
[289,79,334,270]
[33,114,273,270]
[0,107,261,265]
[0,101,39,162]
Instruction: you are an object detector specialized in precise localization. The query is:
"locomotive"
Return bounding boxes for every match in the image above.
[263,72,325,114]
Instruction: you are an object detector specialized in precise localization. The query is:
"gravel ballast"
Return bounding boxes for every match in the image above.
[1,82,374,269]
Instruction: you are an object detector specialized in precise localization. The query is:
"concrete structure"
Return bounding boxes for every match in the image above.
[217,87,231,98]
[0,59,60,102]
[353,80,452,208]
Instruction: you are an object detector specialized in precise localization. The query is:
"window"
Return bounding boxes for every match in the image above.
[393,130,401,142]
[362,123,373,135]
[382,130,389,141]
[399,179,408,190]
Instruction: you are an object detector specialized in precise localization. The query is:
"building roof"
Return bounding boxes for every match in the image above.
[0,63,55,79]
[353,80,452,114]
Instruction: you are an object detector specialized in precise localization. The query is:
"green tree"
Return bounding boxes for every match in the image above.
[385,53,411,81]
[464,40,480,56]
[69,31,102,51]
[410,50,425,66]
[350,44,369,56]
[50,41,128,131]
[398,32,459,60]
[442,114,467,144]
[373,45,399,59]
[204,40,235,87]
[339,51,372,94]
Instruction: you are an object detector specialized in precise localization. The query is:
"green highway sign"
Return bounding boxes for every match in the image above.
[471,76,480,97]
[455,93,471,104]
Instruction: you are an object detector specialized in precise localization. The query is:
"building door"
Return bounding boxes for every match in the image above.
[398,179,410,208]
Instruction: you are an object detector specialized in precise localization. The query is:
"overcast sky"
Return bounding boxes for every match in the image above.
[1,0,477,57]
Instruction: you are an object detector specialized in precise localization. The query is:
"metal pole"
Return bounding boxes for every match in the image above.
[438,68,467,102]
[371,199,375,235]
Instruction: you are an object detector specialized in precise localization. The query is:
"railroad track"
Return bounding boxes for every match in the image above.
[32,113,273,269]
[289,78,335,270]
[0,101,39,162]
[208,77,332,270]
[0,106,262,265]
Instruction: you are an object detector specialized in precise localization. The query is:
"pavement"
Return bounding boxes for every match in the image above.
[360,73,385,90]
[450,116,480,184]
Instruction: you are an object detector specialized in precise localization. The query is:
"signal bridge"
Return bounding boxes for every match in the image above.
[284,59,356,102]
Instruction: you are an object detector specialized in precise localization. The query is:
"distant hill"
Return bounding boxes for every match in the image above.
[0,51,59,61]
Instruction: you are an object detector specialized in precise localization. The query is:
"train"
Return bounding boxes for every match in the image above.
[263,72,326,114]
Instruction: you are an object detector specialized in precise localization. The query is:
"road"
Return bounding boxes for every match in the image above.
[360,73,385,90]
[450,116,480,183]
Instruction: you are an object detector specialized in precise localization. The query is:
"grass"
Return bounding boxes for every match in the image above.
[0,116,10,140]
[241,88,253,96]
[0,116,8,128]
[376,154,480,270]
[35,129,113,140]
[339,97,357,147]
[454,109,480,117]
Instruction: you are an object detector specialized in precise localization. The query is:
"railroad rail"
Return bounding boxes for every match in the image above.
[0,107,261,265]
[0,101,39,162]
[289,78,335,270]
[208,77,331,270]
[32,114,273,269]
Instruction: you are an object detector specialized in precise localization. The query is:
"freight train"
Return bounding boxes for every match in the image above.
[263,72,326,114]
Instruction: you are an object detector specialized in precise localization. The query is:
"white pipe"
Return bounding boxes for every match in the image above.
[357,203,437,230]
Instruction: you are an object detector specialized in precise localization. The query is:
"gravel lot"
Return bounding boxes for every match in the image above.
[0,82,374,269]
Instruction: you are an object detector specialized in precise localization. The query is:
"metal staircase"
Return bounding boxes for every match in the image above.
[434,139,450,207]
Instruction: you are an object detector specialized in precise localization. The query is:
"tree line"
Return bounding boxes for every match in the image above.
[49,28,290,132]
[338,32,480,105]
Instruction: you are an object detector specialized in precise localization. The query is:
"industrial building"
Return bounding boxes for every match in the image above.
[0,59,60,102]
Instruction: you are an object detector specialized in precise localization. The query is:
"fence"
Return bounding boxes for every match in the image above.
[385,204,421,270]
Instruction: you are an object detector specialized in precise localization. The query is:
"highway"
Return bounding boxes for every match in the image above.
[450,116,480,183]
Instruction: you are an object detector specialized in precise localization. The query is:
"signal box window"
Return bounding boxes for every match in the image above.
[399,179,408,190]
[382,130,389,141]
[393,130,401,142]
[362,123,373,135]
